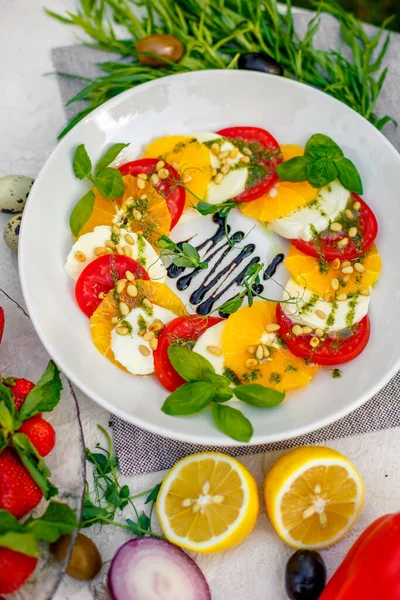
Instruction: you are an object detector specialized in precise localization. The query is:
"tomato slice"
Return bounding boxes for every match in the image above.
[154,315,223,392]
[75,255,149,317]
[276,304,370,366]
[216,126,282,202]
[0,307,4,344]
[119,158,184,229]
[292,194,378,261]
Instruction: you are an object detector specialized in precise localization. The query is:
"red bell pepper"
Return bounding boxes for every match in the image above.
[320,513,400,599]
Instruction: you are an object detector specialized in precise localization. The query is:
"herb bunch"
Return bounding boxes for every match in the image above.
[46,0,394,139]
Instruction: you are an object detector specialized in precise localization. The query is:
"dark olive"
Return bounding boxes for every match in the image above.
[51,532,102,581]
[238,52,283,76]
[285,550,326,600]
[135,34,185,67]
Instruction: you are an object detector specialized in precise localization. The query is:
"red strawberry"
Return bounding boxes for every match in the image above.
[0,449,42,519]
[19,416,56,457]
[0,307,4,344]
[0,547,37,594]
[5,378,35,411]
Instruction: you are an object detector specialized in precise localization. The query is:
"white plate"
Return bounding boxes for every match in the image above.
[19,70,400,446]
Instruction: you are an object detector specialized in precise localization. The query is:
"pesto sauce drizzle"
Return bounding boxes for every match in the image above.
[120,319,133,335]
[269,372,281,384]
[137,234,147,267]
[137,314,147,331]
[326,298,338,329]
[346,293,360,327]
[223,368,241,385]
[299,293,319,316]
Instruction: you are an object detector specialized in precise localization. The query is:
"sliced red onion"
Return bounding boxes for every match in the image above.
[108,538,211,600]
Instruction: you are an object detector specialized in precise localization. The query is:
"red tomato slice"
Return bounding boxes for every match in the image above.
[75,255,149,317]
[0,307,4,344]
[276,304,370,366]
[119,158,184,229]
[292,194,378,261]
[154,315,223,392]
[216,126,282,202]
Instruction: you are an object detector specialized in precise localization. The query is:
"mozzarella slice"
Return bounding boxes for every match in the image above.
[192,320,226,375]
[111,306,177,375]
[65,225,166,282]
[282,278,370,333]
[270,181,350,241]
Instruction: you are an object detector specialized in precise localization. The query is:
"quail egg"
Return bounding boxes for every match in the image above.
[0,175,34,213]
[4,213,22,252]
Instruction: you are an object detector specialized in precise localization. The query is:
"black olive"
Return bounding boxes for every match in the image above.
[285,550,327,600]
[238,52,283,76]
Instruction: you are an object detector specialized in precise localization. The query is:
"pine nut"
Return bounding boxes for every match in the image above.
[342,265,354,274]
[266,323,280,332]
[171,161,179,170]
[315,309,326,320]
[139,345,151,357]
[158,168,169,180]
[119,301,129,316]
[150,173,160,185]
[348,227,358,238]
[310,337,320,348]
[149,337,158,351]
[360,288,370,296]
[123,245,132,257]
[341,260,351,267]
[324,293,335,302]
[137,178,146,190]
[106,248,114,254]
[302,326,313,335]
[75,251,86,262]
[330,222,342,232]
[354,262,365,273]
[353,201,361,210]
[98,291,106,300]
[133,209,142,221]
[315,328,324,337]
[112,224,120,235]
[331,258,341,270]
[125,270,135,282]
[337,237,349,248]
[138,328,146,336]
[245,358,258,369]
[116,326,129,336]
[331,278,339,291]
[140,194,147,200]
[345,209,355,220]
[247,345,257,354]
[211,168,218,177]
[149,319,164,332]
[343,275,351,283]
[126,284,138,298]
[111,315,121,324]
[263,346,270,358]
[137,173,148,180]
[207,345,223,356]
[94,247,105,256]
[229,147,239,159]
[242,147,253,156]
[218,150,229,159]
[337,293,347,301]
[292,324,303,336]
[211,143,220,155]
[255,345,264,360]
[220,163,231,175]
[125,197,134,207]
[239,156,250,164]
[124,233,135,245]
[105,240,116,249]
[115,245,124,255]
[143,298,153,310]
[143,330,154,341]
[116,280,126,294]
[214,173,224,184]
[182,174,192,184]
[156,160,165,171]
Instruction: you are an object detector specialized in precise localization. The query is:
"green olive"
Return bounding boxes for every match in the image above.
[52,532,102,581]
[135,34,184,67]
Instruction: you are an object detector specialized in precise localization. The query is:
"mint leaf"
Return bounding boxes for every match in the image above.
[168,346,215,382]
[94,143,129,174]
[305,134,344,159]
[19,361,62,421]
[306,158,337,188]
[213,386,234,403]
[27,501,78,542]
[161,381,215,415]
[73,144,92,180]
[233,384,285,407]
[93,167,125,199]
[275,156,313,182]
[335,157,363,194]
[69,190,95,237]
[212,404,253,442]
[12,433,58,499]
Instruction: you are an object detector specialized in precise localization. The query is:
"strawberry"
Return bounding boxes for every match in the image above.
[19,416,56,457]
[0,547,37,594]
[0,449,42,519]
[5,377,35,411]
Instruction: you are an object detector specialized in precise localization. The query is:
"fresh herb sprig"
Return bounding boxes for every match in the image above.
[157,235,208,270]
[46,0,394,139]
[276,134,363,193]
[70,143,129,236]
[161,346,285,442]
[82,425,162,538]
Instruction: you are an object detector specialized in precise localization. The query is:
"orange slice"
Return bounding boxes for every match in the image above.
[240,145,318,222]
[221,301,318,392]
[142,135,212,207]
[90,280,186,369]
[79,188,120,236]
[285,243,382,296]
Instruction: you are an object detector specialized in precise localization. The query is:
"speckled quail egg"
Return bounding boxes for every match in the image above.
[4,213,22,252]
[0,175,34,213]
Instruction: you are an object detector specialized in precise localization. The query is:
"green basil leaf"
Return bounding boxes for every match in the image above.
[233,384,285,407]
[305,134,344,159]
[94,143,129,174]
[161,381,215,415]
[69,190,95,237]
[168,345,215,381]
[93,167,125,199]
[306,158,337,188]
[19,361,63,421]
[27,501,78,542]
[73,144,92,180]
[213,387,234,403]
[0,530,39,557]
[275,155,313,182]
[172,256,195,268]
[12,433,58,499]
[182,242,200,262]
[334,157,363,194]
[218,295,244,315]
[212,404,253,443]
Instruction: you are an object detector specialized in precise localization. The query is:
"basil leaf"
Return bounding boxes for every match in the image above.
[172,256,195,268]
[73,144,92,180]
[213,387,234,403]
[94,143,129,174]
[275,155,313,182]
[306,158,337,188]
[334,157,363,194]
[12,433,58,499]
[27,501,78,542]
[218,295,244,315]
[0,530,39,557]
[182,242,200,262]
[19,361,63,421]
[233,384,285,407]
[168,346,215,381]
[212,404,253,443]
[69,190,95,237]
[161,381,215,415]
[93,167,125,199]
[305,134,344,159]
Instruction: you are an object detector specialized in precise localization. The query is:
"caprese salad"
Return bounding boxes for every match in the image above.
[65,127,381,440]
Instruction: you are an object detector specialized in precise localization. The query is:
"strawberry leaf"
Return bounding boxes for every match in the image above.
[0,382,15,418]
[18,361,62,422]
[0,510,39,557]
[12,433,58,499]
[26,501,78,542]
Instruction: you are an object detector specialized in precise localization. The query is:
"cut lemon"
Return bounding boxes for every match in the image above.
[264,446,364,549]
[156,452,259,553]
